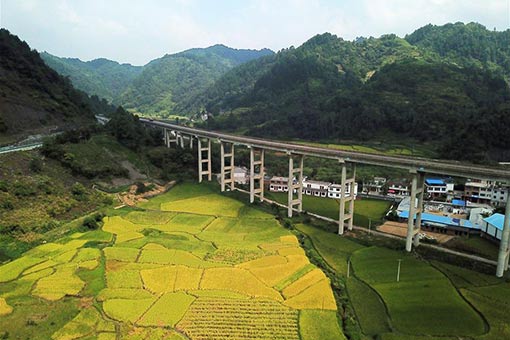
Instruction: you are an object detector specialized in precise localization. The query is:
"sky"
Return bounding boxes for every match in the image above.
[1,0,509,65]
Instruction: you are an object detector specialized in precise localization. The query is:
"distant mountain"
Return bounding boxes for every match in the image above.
[118,45,273,116]
[0,29,108,139]
[200,24,510,162]
[41,52,142,102]
[42,45,274,117]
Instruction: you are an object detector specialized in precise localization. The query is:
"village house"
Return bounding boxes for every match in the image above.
[233,166,249,185]
[481,213,506,241]
[464,180,493,205]
[425,178,454,199]
[387,179,410,198]
[328,182,359,199]
[302,178,331,198]
[362,177,386,195]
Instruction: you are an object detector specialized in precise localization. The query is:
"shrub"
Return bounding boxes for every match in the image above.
[1,199,14,210]
[29,158,43,173]
[82,213,104,230]
[82,216,100,230]
[72,182,87,196]
[0,181,7,192]
[12,181,36,197]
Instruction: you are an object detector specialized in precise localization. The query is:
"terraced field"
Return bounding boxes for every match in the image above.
[0,183,344,339]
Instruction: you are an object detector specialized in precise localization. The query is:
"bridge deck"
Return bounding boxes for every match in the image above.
[141,118,510,181]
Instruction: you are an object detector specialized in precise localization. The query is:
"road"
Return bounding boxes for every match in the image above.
[141,118,510,181]
[0,142,42,155]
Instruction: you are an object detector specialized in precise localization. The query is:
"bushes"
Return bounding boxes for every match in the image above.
[72,182,87,200]
[82,213,105,230]
[12,181,36,197]
[29,158,43,173]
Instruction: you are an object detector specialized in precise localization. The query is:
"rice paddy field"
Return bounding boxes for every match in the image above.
[296,223,510,340]
[0,182,345,340]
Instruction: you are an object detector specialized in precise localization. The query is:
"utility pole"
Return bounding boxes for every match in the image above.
[347,258,351,278]
[397,259,402,282]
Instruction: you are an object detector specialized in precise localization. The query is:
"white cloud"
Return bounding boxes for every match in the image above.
[1,0,508,65]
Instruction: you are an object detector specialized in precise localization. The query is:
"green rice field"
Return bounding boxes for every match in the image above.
[296,223,510,339]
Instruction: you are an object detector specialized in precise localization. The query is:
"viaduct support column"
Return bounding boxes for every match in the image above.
[338,162,356,235]
[164,129,177,147]
[405,171,425,252]
[220,141,235,192]
[249,147,265,203]
[287,154,304,217]
[197,138,212,183]
[176,132,185,148]
[496,194,510,277]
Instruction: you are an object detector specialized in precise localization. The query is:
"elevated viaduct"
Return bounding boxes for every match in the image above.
[141,118,510,277]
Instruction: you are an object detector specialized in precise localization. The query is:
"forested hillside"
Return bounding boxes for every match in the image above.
[118,45,273,116]
[42,45,273,117]
[41,52,143,102]
[0,29,112,140]
[201,24,510,162]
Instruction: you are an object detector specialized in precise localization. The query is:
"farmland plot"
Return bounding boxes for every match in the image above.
[0,182,341,339]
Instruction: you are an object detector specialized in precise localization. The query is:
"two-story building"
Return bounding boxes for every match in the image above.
[387,180,410,198]
[328,183,358,199]
[425,178,455,199]
[302,179,331,198]
[362,177,386,195]
[269,176,292,192]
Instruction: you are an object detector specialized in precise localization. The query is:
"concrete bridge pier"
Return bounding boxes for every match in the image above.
[176,132,185,148]
[287,154,304,217]
[249,147,265,203]
[197,138,212,183]
[220,141,235,192]
[338,161,356,235]
[163,129,177,147]
[496,195,510,277]
[406,171,425,252]
[189,135,194,149]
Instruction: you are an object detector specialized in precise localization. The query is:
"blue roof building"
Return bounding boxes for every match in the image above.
[481,213,507,241]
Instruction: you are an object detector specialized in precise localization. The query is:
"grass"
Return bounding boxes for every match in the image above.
[266,192,391,227]
[444,237,499,260]
[299,310,346,340]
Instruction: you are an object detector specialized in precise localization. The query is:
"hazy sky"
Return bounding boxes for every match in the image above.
[1,0,509,65]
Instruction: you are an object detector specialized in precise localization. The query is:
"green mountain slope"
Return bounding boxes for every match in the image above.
[0,29,105,140]
[41,52,143,102]
[42,45,273,117]
[118,45,273,117]
[201,24,510,162]
[405,22,510,81]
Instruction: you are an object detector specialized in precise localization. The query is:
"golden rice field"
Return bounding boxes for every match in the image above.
[0,183,344,339]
